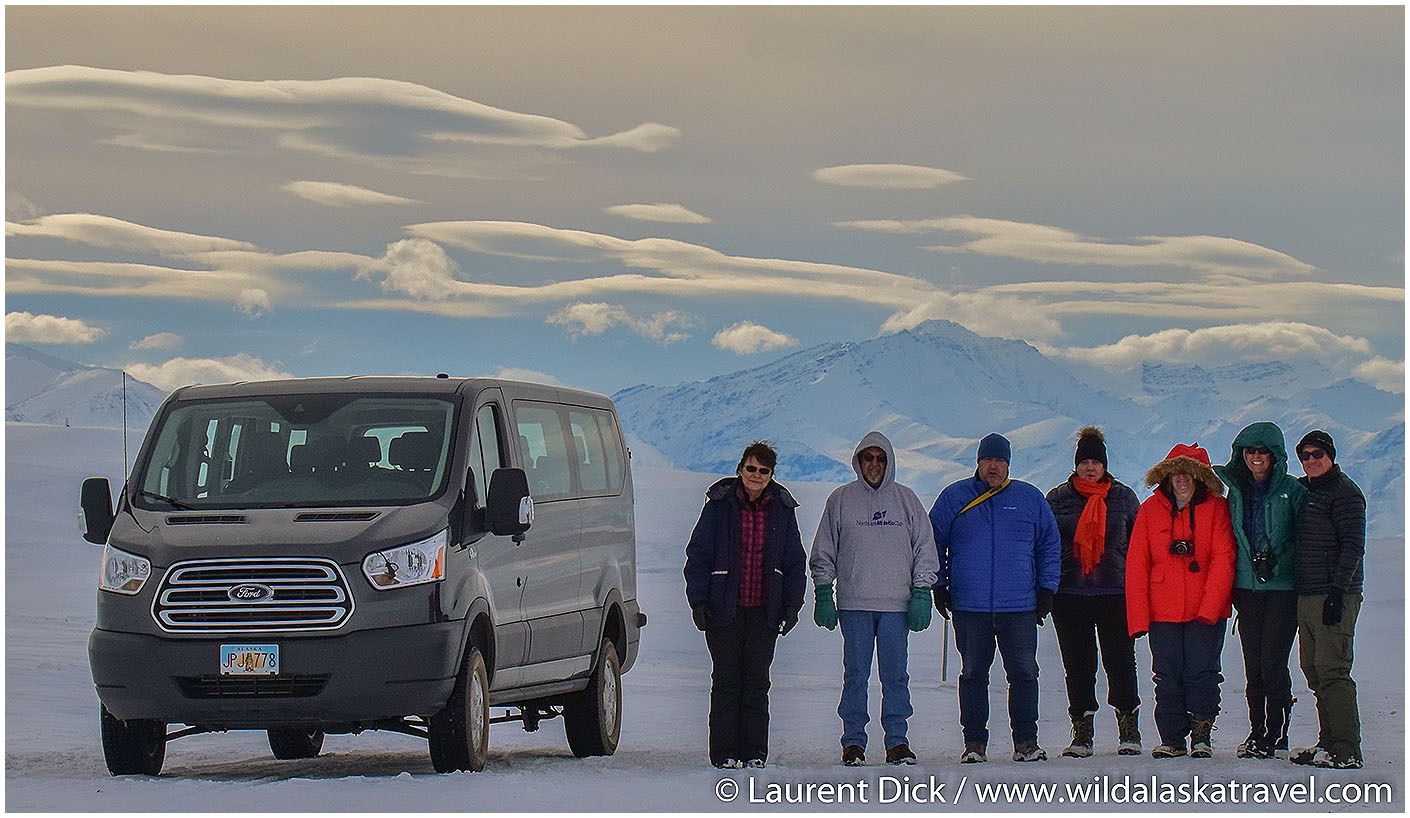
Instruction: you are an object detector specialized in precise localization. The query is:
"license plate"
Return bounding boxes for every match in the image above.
[220,644,279,675]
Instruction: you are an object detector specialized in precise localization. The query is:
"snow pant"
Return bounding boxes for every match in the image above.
[704,606,778,764]
[1232,589,1298,709]
[953,610,1040,747]
[1147,619,1226,745]
[1297,592,1362,759]
[1052,592,1140,719]
[838,610,911,750]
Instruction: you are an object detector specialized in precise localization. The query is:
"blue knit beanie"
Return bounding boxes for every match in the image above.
[977,433,1011,464]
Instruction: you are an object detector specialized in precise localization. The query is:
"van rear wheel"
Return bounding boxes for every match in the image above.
[564,638,621,757]
[100,704,166,776]
[428,644,489,772]
[267,728,324,759]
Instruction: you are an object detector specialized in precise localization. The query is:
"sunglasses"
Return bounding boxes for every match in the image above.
[1298,449,1327,462]
[742,465,772,475]
[1246,446,1272,456]
[859,453,887,463]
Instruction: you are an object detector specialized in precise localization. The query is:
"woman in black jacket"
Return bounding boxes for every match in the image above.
[684,441,807,769]
[1045,427,1144,757]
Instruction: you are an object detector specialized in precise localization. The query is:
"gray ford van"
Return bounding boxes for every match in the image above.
[81,376,643,775]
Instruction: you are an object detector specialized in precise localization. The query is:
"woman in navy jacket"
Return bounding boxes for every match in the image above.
[684,441,807,769]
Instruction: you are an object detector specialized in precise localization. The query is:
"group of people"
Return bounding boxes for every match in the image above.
[683,424,1368,771]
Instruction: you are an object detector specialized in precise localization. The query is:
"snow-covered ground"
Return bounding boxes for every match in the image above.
[6,422,1403,811]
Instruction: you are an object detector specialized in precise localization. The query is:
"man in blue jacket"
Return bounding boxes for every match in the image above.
[930,433,1061,763]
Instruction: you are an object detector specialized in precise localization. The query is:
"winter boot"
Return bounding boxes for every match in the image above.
[1062,711,1096,758]
[1264,698,1293,760]
[1116,708,1142,756]
[1012,740,1047,762]
[1189,715,1216,758]
[1290,744,1326,766]
[960,741,987,764]
[1236,695,1268,758]
[1152,739,1187,759]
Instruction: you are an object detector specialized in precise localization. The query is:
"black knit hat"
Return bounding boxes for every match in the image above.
[1297,429,1336,462]
[1074,426,1108,469]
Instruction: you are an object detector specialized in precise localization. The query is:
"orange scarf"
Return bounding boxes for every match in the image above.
[1072,476,1111,576]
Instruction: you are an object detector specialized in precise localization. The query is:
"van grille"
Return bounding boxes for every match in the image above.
[152,558,354,634]
[177,674,329,699]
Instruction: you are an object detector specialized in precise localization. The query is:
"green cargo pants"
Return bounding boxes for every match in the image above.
[1296,592,1362,759]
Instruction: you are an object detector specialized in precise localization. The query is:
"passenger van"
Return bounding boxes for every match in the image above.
[81,376,643,775]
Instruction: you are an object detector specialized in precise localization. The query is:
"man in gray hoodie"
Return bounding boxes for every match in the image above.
[810,431,940,766]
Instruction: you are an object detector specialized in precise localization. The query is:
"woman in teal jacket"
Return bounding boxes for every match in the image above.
[1214,421,1307,759]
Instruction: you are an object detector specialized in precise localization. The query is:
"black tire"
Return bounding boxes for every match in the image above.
[564,638,621,757]
[100,704,166,776]
[267,728,325,759]
[428,644,490,772]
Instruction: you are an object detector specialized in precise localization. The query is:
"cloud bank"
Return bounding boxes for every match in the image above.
[813,164,970,189]
[1041,322,1403,394]
[282,181,422,208]
[837,216,1318,279]
[6,311,106,344]
[712,322,799,355]
[603,203,712,224]
[123,353,293,391]
[7,66,681,177]
[130,332,183,351]
[547,303,693,344]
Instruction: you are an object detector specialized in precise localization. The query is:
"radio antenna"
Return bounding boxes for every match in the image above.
[122,370,129,479]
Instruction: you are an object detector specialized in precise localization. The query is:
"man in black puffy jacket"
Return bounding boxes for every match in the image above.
[1289,430,1366,770]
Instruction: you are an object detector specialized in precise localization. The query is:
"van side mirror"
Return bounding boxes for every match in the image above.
[80,477,115,545]
[486,468,533,537]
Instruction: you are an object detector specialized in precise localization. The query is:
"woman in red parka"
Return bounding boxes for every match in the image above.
[1126,444,1235,760]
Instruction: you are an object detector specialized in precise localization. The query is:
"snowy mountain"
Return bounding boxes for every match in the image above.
[614,320,1404,536]
[5,344,166,429]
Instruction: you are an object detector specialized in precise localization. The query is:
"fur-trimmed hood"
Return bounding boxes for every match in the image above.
[1144,443,1224,496]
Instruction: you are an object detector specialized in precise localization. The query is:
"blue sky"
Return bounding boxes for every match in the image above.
[5,6,1403,398]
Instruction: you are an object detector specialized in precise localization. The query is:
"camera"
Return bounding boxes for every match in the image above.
[1169,539,1194,557]
[1252,549,1277,583]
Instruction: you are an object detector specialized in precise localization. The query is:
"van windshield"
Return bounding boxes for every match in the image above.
[134,394,457,509]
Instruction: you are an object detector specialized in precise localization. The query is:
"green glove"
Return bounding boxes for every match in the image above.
[813,584,838,630]
[908,586,933,632]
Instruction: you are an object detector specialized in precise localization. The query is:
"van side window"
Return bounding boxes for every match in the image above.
[570,408,621,495]
[514,403,572,501]
[468,403,503,508]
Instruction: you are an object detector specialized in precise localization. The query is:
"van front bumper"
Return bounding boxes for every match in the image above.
[89,620,464,728]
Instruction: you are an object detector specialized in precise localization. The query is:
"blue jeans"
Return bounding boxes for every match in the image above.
[953,610,1040,746]
[838,610,912,750]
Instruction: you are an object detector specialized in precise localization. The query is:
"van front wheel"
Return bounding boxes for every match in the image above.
[564,638,621,757]
[267,728,324,759]
[428,644,489,772]
[100,704,166,776]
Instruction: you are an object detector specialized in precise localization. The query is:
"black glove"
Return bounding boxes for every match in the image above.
[691,604,711,632]
[1035,588,1054,626]
[1322,588,1345,627]
[932,587,951,620]
[778,611,799,636]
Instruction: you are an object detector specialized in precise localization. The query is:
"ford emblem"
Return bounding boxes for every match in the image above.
[228,583,274,602]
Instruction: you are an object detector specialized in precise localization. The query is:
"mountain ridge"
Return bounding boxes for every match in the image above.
[612,320,1403,536]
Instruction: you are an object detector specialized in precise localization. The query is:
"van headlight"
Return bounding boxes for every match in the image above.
[100,545,151,595]
[363,529,447,589]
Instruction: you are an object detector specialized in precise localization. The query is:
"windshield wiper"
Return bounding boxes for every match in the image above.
[137,489,197,510]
